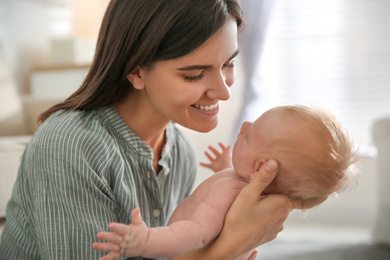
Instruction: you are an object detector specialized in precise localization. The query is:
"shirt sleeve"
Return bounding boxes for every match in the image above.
[23,130,119,259]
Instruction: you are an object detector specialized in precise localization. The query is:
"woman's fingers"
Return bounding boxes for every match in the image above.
[240,160,279,200]
[218,159,295,255]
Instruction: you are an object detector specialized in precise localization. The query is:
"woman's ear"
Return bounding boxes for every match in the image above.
[126,66,145,90]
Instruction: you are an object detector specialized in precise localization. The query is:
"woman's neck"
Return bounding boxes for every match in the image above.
[115,92,169,173]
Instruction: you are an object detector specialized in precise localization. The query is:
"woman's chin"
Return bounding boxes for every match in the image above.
[180,121,218,133]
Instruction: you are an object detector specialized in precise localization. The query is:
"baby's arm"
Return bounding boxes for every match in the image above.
[147,201,224,259]
[93,203,224,259]
[200,142,233,173]
[92,208,148,259]
[93,176,238,259]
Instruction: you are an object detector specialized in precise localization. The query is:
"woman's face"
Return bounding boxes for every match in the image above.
[133,18,239,132]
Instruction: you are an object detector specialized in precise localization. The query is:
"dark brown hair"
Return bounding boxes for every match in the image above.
[38,0,243,123]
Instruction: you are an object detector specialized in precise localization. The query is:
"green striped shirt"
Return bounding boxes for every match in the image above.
[0,106,197,260]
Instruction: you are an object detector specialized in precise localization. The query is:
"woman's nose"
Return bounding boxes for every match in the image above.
[206,72,233,101]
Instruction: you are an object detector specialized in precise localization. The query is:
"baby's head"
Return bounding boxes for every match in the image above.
[232,105,359,209]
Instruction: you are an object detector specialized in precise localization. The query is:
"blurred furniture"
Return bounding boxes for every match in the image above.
[0,136,31,218]
[30,65,89,99]
[29,37,93,99]
[0,44,61,241]
[0,44,62,136]
[372,117,390,246]
[0,136,31,242]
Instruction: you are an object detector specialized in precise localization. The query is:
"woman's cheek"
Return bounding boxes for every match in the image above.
[225,68,236,87]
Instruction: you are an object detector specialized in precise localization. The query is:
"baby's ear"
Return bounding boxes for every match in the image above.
[254,159,267,172]
[250,159,267,180]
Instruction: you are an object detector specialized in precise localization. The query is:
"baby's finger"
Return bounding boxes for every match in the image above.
[208,146,221,156]
[204,151,215,161]
[218,142,230,151]
[100,251,121,260]
[199,162,212,169]
[131,208,143,225]
[96,231,123,244]
[108,222,134,236]
[247,249,258,260]
[92,241,120,252]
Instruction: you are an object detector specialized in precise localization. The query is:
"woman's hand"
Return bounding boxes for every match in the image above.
[199,143,233,173]
[175,160,298,260]
[215,159,294,257]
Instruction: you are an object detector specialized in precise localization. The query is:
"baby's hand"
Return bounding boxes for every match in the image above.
[92,208,149,259]
[200,142,233,173]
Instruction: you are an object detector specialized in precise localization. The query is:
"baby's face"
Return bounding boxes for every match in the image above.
[232,112,274,180]
[232,108,315,181]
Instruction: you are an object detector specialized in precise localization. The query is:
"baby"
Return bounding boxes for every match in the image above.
[92,105,359,259]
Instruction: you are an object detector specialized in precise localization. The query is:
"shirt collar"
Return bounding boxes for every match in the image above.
[99,106,175,162]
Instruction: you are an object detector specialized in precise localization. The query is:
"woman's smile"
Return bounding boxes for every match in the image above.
[191,103,219,112]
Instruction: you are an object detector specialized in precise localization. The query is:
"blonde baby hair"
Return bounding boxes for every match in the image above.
[259,105,359,208]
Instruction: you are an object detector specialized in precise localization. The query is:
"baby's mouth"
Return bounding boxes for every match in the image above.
[191,103,219,111]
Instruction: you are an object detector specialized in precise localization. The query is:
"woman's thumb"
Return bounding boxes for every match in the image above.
[250,159,279,192]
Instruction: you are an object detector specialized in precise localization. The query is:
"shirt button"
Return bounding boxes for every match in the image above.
[163,168,170,176]
[153,209,161,217]
[163,146,170,154]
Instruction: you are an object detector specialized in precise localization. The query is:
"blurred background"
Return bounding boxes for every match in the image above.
[0,0,389,259]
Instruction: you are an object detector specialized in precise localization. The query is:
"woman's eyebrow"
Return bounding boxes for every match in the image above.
[177,64,212,71]
[229,49,240,61]
[176,49,240,71]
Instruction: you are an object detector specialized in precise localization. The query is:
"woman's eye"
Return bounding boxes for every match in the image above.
[223,60,235,68]
[184,73,204,82]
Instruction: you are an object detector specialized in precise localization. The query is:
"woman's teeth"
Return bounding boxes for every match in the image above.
[193,104,218,111]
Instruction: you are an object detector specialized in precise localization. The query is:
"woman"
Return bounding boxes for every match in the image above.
[0,0,295,259]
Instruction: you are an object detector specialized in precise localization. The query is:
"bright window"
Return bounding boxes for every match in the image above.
[249,0,390,148]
